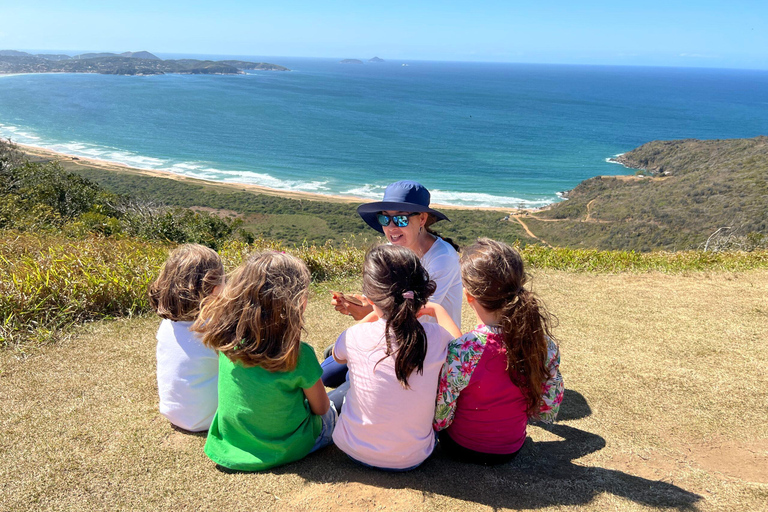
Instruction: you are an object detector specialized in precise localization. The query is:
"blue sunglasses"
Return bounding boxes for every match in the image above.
[377,212,420,228]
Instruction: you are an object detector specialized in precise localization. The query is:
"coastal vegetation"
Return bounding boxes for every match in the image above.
[3,136,768,349]
[530,136,768,251]
[0,50,289,75]
[0,140,250,247]
[44,160,534,248]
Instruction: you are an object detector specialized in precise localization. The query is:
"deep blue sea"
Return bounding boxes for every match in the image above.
[1,57,767,207]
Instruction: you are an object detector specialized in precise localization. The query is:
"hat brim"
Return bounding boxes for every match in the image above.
[357,201,450,234]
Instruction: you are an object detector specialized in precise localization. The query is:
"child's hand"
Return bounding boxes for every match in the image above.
[331,292,371,321]
[417,301,440,318]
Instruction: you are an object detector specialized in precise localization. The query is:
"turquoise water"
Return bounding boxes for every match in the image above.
[1,58,767,207]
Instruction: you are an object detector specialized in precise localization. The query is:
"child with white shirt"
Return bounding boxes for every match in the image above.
[149,244,224,432]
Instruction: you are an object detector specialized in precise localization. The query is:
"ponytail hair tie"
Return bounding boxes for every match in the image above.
[402,291,415,300]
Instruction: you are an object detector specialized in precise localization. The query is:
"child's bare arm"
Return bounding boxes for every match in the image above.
[357,310,380,324]
[419,301,462,338]
[302,379,330,415]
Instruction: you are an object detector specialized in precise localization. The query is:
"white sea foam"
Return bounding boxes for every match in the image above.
[430,189,554,208]
[0,122,558,207]
[343,184,556,208]
[216,169,331,192]
[342,184,388,199]
[605,153,625,165]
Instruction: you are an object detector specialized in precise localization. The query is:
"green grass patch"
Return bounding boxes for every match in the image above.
[3,230,767,349]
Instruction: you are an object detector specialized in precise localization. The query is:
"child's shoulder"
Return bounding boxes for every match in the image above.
[447,328,489,350]
[345,319,385,337]
[157,318,197,341]
[298,341,322,362]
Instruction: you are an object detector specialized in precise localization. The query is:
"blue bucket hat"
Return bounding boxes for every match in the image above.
[357,180,450,233]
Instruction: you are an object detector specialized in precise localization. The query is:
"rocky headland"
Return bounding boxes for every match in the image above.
[0,50,290,76]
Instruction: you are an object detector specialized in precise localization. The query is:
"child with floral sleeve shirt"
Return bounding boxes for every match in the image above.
[433,239,564,465]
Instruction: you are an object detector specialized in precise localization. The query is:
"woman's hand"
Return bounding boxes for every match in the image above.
[331,292,372,321]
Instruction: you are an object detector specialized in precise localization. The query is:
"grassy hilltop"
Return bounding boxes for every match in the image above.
[2,138,768,510]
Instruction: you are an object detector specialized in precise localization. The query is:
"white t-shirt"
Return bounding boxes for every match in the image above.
[331,318,454,469]
[156,319,219,432]
[421,237,462,328]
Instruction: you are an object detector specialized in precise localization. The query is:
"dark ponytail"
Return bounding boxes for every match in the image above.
[460,238,556,416]
[363,244,437,388]
[425,214,460,252]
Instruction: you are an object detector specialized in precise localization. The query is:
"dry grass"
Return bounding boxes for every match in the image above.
[2,271,767,511]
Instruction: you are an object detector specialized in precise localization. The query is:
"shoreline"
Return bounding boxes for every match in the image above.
[15,142,545,213]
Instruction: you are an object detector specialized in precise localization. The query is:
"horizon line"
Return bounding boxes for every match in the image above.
[7,48,768,73]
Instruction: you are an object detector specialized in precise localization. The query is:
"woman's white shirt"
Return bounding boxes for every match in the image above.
[420,237,462,328]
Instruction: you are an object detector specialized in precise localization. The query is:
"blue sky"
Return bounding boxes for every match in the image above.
[2,0,767,69]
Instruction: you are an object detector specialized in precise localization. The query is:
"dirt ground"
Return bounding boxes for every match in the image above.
[2,271,767,511]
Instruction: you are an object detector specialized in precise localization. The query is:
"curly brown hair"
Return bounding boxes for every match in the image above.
[363,244,436,388]
[460,238,557,417]
[191,251,311,372]
[148,244,224,322]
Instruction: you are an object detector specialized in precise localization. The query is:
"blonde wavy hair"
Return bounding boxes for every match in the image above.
[148,244,224,322]
[192,251,311,371]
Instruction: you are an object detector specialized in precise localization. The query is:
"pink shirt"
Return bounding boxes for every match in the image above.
[434,325,564,454]
[447,336,529,453]
[331,319,453,469]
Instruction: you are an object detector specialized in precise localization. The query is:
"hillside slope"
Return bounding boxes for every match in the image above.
[528,137,768,251]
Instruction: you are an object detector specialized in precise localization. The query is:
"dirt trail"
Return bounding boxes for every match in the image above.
[512,215,552,247]
[585,199,596,222]
[510,198,613,243]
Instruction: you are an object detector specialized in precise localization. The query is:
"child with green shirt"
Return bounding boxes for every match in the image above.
[192,251,335,471]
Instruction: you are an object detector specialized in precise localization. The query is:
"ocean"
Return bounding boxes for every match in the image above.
[1,57,767,208]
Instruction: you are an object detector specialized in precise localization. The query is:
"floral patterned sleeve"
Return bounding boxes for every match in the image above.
[536,338,564,423]
[433,331,487,431]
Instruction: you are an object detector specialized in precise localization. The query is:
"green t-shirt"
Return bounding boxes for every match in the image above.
[204,342,323,471]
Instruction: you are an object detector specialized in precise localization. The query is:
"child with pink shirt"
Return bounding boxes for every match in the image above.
[329,244,461,471]
[433,238,564,465]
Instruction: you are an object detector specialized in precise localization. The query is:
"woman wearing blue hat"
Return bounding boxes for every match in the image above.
[333,180,462,327]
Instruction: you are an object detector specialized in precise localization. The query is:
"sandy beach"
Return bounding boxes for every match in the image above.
[17,143,366,204]
[16,142,530,212]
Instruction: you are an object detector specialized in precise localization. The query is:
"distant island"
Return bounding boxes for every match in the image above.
[369,57,385,62]
[0,50,290,76]
[339,59,364,64]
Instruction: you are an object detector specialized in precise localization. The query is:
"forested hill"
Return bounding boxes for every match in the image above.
[0,50,289,75]
[524,137,768,251]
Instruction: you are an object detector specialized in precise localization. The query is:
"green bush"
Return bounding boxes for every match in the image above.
[0,234,364,349]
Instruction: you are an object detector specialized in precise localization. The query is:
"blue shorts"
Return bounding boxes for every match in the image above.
[309,405,338,453]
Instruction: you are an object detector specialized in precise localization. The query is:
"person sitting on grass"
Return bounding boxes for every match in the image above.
[433,238,564,465]
[331,180,462,327]
[149,244,225,432]
[192,251,336,472]
[328,244,461,471]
